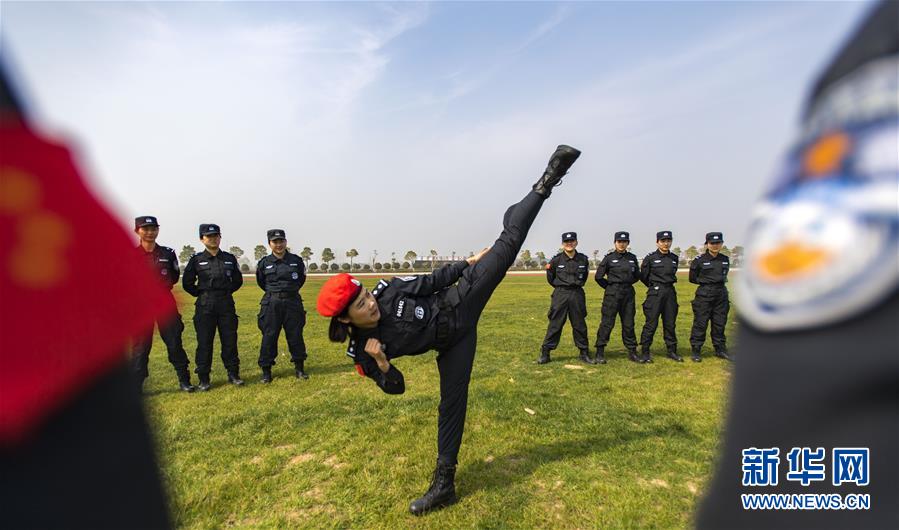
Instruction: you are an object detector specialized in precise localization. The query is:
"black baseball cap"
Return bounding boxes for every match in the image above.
[199,223,221,237]
[562,232,577,242]
[657,230,673,240]
[615,231,630,242]
[135,216,158,229]
[706,232,724,243]
[267,229,286,241]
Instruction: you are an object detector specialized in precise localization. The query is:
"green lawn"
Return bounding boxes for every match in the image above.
[143,273,735,529]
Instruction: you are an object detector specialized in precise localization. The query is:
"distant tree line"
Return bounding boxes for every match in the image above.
[175,244,746,272]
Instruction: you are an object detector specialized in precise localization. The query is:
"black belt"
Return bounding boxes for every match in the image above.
[200,289,230,296]
[556,285,583,290]
[268,291,300,299]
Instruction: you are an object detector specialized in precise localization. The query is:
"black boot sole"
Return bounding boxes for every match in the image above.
[410,494,458,516]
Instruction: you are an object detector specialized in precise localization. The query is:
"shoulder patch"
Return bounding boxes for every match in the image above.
[738,55,899,331]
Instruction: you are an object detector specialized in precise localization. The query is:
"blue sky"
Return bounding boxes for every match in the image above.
[2,1,873,262]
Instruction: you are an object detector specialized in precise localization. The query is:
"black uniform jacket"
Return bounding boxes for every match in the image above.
[689,251,729,285]
[546,252,589,288]
[640,250,679,287]
[347,260,470,394]
[182,249,243,296]
[138,244,179,290]
[256,252,306,293]
[595,250,640,289]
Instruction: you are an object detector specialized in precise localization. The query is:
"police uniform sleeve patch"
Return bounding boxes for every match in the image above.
[737,54,899,332]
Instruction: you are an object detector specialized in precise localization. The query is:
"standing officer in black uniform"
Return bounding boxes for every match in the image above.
[538,232,592,364]
[317,144,581,515]
[182,223,244,390]
[130,215,195,392]
[256,229,309,383]
[688,232,731,361]
[594,231,641,363]
[638,230,682,362]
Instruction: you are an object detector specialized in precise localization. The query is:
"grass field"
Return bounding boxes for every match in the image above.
[142,273,736,529]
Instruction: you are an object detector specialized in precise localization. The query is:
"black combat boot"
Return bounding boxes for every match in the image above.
[641,351,654,363]
[691,349,702,362]
[295,360,309,380]
[536,350,551,365]
[409,460,458,516]
[177,371,196,392]
[261,367,273,384]
[594,347,607,364]
[227,372,244,386]
[578,350,596,365]
[666,348,684,362]
[197,374,211,392]
[533,145,581,197]
[715,350,732,361]
[628,351,644,363]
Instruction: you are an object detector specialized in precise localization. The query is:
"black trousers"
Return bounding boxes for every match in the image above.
[257,293,307,367]
[131,303,190,380]
[193,292,240,375]
[595,284,637,352]
[434,190,545,466]
[639,284,678,353]
[541,287,589,352]
[689,285,729,353]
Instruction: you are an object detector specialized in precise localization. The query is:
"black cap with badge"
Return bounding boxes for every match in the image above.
[134,216,158,230]
[614,231,630,242]
[562,232,577,242]
[199,223,221,237]
[657,230,673,240]
[705,232,723,243]
[267,229,286,241]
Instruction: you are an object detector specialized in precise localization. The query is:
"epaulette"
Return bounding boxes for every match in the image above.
[371,279,390,298]
[346,338,357,359]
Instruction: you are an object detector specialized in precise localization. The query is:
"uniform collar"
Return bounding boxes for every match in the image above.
[137,243,159,255]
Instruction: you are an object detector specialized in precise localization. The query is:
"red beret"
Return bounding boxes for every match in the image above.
[316,273,363,317]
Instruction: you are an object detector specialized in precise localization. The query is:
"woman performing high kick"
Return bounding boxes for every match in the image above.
[316,144,581,514]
